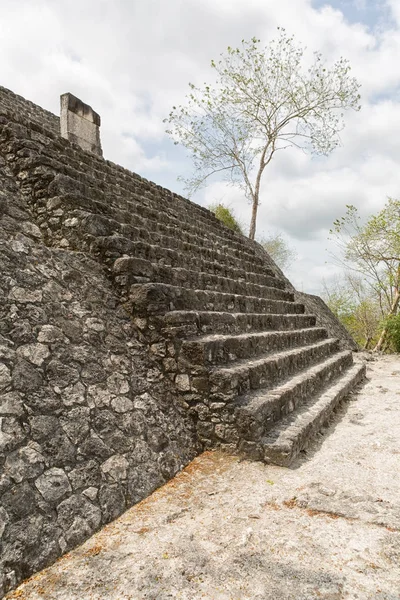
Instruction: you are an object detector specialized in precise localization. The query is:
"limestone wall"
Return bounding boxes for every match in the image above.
[0,147,199,596]
[0,86,59,136]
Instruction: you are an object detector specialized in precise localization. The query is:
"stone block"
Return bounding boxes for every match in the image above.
[60,93,102,156]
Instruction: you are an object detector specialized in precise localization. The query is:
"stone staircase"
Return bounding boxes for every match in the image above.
[0,87,365,467]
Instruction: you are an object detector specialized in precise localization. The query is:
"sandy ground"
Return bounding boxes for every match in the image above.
[6,355,400,600]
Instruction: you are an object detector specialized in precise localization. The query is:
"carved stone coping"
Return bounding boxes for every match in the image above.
[60,93,103,156]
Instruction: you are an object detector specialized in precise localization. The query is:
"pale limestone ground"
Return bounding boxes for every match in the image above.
[7,356,400,600]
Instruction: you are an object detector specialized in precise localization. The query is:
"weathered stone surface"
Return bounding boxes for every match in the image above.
[60,93,102,156]
[110,396,133,413]
[2,482,38,519]
[37,325,64,344]
[16,342,50,366]
[57,494,101,534]
[60,407,90,444]
[98,484,126,524]
[5,446,45,483]
[0,507,9,539]
[101,454,129,482]
[35,468,72,503]
[68,460,100,491]
[0,417,26,453]
[0,391,24,416]
[12,359,43,391]
[0,364,11,391]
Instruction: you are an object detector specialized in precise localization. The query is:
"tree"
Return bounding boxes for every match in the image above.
[165,28,361,240]
[258,233,297,270]
[322,274,381,350]
[330,199,400,352]
[208,202,244,233]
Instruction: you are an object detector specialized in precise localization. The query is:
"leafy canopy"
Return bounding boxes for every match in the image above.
[258,233,297,270]
[331,199,400,306]
[330,198,400,351]
[165,28,361,240]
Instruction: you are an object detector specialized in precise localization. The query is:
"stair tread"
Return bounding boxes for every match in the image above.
[124,265,291,301]
[183,326,326,345]
[211,338,338,377]
[262,362,366,456]
[76,209,269,273]
[165,310,315,319]
[240,350,352,414]
[128,282,301,315]
[111,249,283,288]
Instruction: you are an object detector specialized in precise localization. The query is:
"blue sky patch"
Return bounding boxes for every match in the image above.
[312,0,392,30]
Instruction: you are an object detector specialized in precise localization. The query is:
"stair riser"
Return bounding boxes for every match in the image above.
[82,212,272,276]
[180,328,328,370]
[262,364,366,466]
[209,340,339,401]
[1,121,263,266]
[122,269,289,305]
[40,198,272,276]
[235,353,354,442]
[128,284,300,318]
[161,312,316,338]
[5,123,261,258]
[113,253,281,290]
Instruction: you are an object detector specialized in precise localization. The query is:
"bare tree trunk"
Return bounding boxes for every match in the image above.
[248,144,271,241]
[249,193,258,240]
[373,290,400,352]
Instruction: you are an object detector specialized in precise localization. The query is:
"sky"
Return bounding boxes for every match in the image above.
[1,0,399,294]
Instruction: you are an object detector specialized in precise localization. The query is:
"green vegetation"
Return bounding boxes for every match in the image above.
[258,233,297,271]
[327,198,400,352]
[208,202,243,234]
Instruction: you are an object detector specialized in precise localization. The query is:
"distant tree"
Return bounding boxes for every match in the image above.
[330,199,400,351]
[322,274,381,350]
[165,28,361,240]
[208,202,244,234]
[258,233,297,270]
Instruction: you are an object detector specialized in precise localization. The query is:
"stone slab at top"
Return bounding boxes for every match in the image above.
[60,92,102,156]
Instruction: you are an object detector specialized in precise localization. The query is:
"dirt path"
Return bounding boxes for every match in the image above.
[6,355,400,600]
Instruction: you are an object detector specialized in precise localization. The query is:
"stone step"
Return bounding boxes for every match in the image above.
[111,254,287,300]
[48,192,261,268]
[109,252,287,298]
[109,251,282,292]
[69,210,272,277]
[128,283,301,317]
[14,143,263,264]
[0,95,59,136]
[261,362,366,466]
[58,183,260,262]
[2,117,263,264]
[1,119,265,265]
[208,338,339,401]
[235,350,354,444]
[161,311,317,338]
[10,130,255,254]
[74,223,276,285]
[179,327,328,370]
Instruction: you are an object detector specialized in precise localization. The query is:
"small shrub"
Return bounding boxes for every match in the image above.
[208,203,243,234]
[384,314,400,352]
